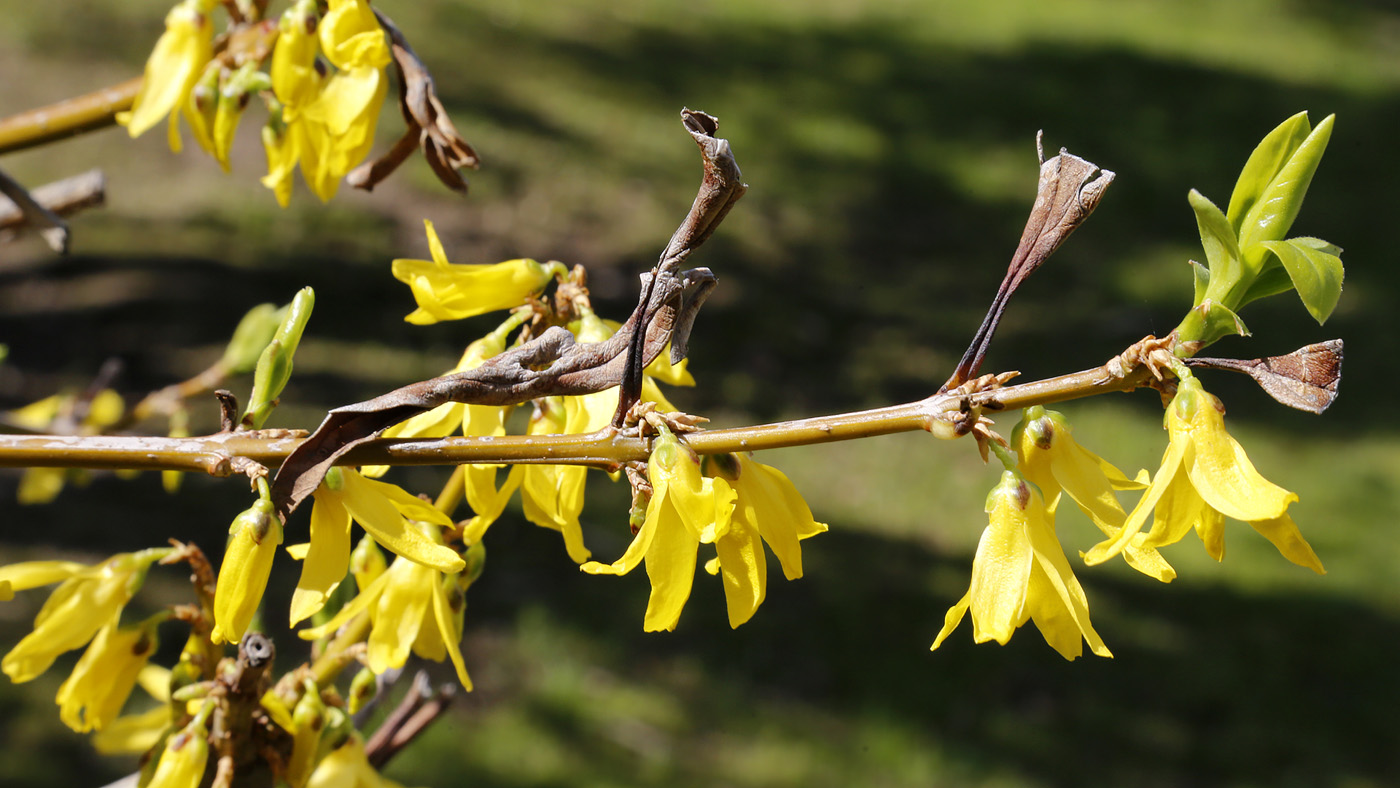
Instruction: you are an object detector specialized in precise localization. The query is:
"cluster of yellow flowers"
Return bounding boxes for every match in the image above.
[202,219,830,697]
[933,378,1323,660]
[119,0,392,205]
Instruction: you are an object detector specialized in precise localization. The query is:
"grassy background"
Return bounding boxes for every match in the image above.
[2,1,1398,786]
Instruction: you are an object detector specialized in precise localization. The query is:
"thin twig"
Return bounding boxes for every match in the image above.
[0,360,1153,472]
[0,79,141,156]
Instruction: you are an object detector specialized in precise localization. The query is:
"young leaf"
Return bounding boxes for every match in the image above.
[1238,115,1335,270]
[1234,265,1295,309]
[1259,237,1344,324]
[1226,112,1311,237]
[1189,260,1210,307]
[1188,189,1242,297]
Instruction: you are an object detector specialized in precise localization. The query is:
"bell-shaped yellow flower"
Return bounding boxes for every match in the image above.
[55,616,161,733]
[147,702,212,788]
[211,499,282,645]
[290,0,390,201]
[118,0,215,149]
[91,664,174,755]
[271,0,322,120]
[705,453,828,627]
[1084,377,1323,573]
[392,221,555,324]
[1013,407,1175,582]
[581,427,736,632]
[289,468,463,626]
[1,549,168,682]
[932,471,1112,660]
[298,531,472,689]
[308,736,409,788]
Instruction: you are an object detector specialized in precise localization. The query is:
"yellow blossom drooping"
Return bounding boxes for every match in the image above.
[704,453,828,627]
[582,426,729,631]
[299,524,472,689]
[118,0,215,149]
[392,221,555,325]
[1013,407,1175,582]
[932,471,1112,660]
[517,310,690,563]
[308,735,410,788]
[1083,377,1324,573]
[211,499,283,645]
[55,615,161,733]
[91,664,174,755]
[289,468,464,625]
[296,0,391,201]
[1,549,169,682]
[146,702,213,788]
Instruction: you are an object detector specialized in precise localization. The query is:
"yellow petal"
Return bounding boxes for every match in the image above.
[1083,436,1187,566]
[92,704,171,755]
[731,455,826,580]
[297,570,390,641]
[930,591,972,651]
[712,483,766,629]
[337,471,463,573]
[1024,510,1111,659]
[641,496,701,632]
[967,475,1034,645]
[1250,513,1325,574]
[122,4,213,140]
[430,579,473,689]
[289,493,353,625]
[367,560,432,674]
[0,561,84,592]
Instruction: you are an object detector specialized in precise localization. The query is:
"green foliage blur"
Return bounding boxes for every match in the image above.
[1,1,1397,786]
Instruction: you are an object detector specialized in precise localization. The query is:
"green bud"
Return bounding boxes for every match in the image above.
[462,539,486,587]
[347,667,377,715]
[221,303,280,374]
[242,286,314,428]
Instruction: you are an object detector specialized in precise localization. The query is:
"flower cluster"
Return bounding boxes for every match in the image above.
[934,382,1324,660]
[117,0,411,205]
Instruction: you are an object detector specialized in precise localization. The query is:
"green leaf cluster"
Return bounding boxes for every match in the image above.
[1175,113,1342,348]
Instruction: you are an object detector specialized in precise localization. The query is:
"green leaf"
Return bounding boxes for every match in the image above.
[1235,265,1295,308]
[1188,189,1243,299]
[1237,114,1334,270]
[1174,298,1250,348]
[1226,112,1311,237]
[1189,260,1210,307]
[1259,237,1344,324]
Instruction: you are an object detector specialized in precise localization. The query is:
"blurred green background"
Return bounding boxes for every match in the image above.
[2,0,1398,786]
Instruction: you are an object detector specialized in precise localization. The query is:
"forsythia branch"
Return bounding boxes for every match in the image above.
[0,356,1154,474]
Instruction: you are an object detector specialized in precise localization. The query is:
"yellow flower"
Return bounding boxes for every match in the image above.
[288,468,464,625]
[517,311,687,563]
[92,664,174,755]
[391,221,555,324]
[704,453,829,627]
[271,0,322,119]
[1013,407,1175,582]
[55,616,161,733]
[932,471,1112,660]
[118,0,215,150]
[299,534,473,689]
[294,0,390,201]
[147,702,212,788]
[309,736,411,788]
[1084,377,1324,573]
[211,499,282,645]
[1,549,168,682]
